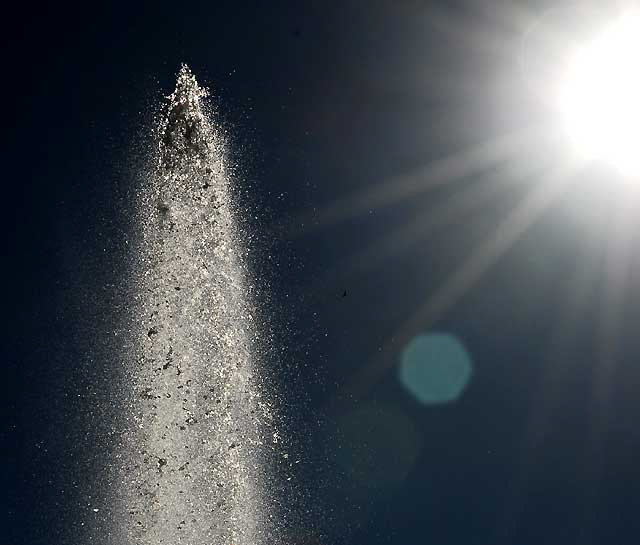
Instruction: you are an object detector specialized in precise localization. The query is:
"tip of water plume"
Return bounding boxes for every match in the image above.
[158,64,213,170]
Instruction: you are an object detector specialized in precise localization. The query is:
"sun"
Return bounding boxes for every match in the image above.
[557,12,640,176]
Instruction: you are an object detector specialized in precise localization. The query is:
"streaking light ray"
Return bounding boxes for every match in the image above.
[492,248,600,543]
[288,128,543,238]
[301,157,539,299]
[330,161,578,407]
[579,192,638,539]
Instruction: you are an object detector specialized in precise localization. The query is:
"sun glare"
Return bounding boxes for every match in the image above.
[558,12,640,176]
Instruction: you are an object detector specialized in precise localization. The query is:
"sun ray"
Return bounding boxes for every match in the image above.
[491,246,601,543]
[424,0,528,60]
[328,160,579,407]
[301,155,544,298]
[475,0,539,35]
[287,128,544,238]
[579,191,638,539]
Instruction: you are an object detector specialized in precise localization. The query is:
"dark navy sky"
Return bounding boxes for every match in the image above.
[5,1,640,544]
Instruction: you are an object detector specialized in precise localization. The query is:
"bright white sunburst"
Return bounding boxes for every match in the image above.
[558,12,640,176]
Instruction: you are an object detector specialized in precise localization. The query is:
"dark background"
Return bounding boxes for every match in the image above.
[5,1,640,543]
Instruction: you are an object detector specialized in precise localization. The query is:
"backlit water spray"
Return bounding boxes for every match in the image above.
[111,65,280,545]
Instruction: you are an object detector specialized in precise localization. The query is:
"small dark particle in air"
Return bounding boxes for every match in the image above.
[175,286,181,291]
[342,290,347,297]
[148,327,158,338]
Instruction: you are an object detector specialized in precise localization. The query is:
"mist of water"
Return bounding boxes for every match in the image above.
[110,65,279,545]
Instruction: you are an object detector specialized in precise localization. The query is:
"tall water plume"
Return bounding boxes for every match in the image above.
[112,65,278,545]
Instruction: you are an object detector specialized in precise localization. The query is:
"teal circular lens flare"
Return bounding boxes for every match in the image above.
[399,333,472,404]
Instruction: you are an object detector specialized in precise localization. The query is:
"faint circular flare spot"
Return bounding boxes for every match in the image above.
[399,333,472,405]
